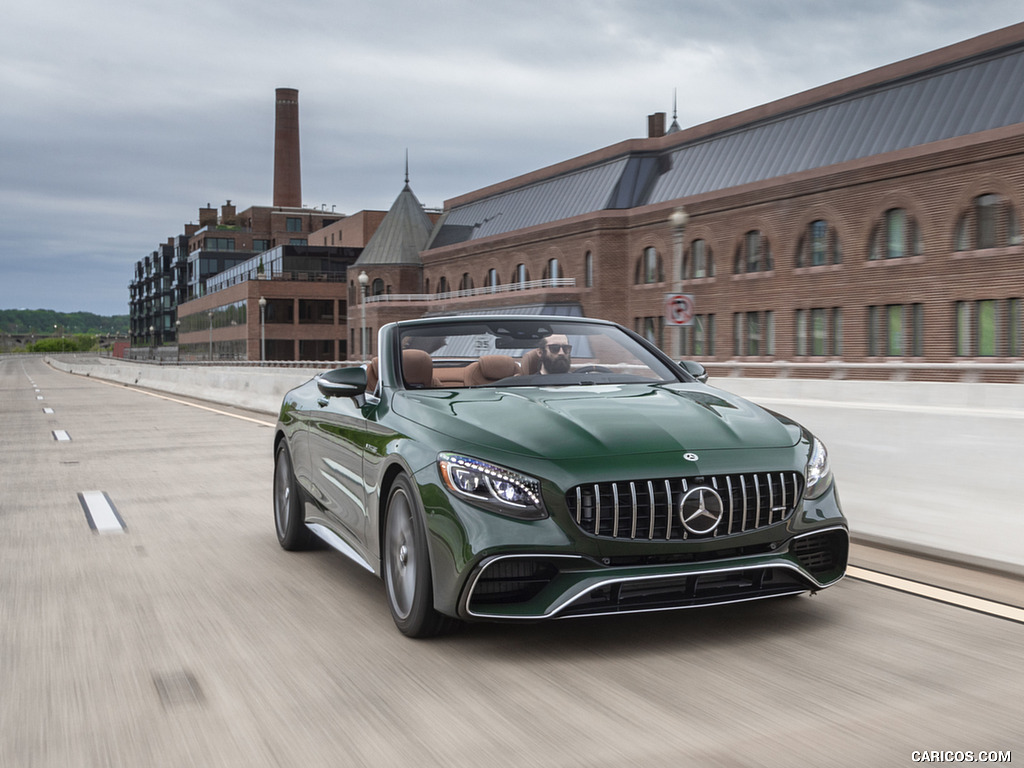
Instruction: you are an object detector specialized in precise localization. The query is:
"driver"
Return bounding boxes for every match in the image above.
[538,334,572,374]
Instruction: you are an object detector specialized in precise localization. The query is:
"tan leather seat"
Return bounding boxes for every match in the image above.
[462,355,520,386]
[365,357,380,393]
[402,349,437,388]
[520,347,542,374]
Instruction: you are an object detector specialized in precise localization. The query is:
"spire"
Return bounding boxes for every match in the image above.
[668,88,681,134]
[404,149,410,185]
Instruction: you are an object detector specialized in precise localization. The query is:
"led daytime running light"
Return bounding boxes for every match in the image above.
[438,453,542,509]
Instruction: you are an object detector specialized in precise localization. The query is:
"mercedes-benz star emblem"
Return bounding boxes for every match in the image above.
[679,486,725,535]
[683,452,699,462]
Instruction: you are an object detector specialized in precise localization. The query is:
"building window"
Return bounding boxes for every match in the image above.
[955,194,1020,251]
[636,316,664,348]
[833,308,843,356]
[205,237,235,251]
[584,252,594,287]
[545,258,560,280]
[299,299,334,325]
[685,239,714,279]
[486,268,500,291]
[796,220,841,267]
[798,307,843,357]
[734,231,773,274]
[459,272,474,291]
[868,303,922,356]
[870,209,922,259]
[438,276,449,294]
[286,217,303,232]
[372,278,385,296]
[512,264,529,287]
[288,238,307,246]
[681,314,714,356]
[253,239,270,252]
[635,247,662,284]
[734,311,773,356]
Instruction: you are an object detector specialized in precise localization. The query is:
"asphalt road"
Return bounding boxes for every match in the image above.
[2,357,1021,768]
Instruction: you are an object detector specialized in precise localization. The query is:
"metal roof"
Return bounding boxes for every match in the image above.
[355,184,434,266]
[429,42,1024,248]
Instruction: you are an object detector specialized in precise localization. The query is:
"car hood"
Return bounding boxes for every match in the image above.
[392,383,801,460]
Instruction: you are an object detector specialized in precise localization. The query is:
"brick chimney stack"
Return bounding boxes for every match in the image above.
[273,88,302,208]
[647,112,666,139]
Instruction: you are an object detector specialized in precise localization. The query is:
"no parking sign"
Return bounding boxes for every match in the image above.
[665,293,696,326]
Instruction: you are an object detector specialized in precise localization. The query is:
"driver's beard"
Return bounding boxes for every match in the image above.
[545,355,571,374]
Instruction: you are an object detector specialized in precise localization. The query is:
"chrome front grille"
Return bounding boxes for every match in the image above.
[565,472,803,541]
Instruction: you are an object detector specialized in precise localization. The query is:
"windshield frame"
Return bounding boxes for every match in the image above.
[393,316,690,390]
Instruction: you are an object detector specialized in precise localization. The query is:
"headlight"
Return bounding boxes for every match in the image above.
[437,453,547,519]
[804,436,833,500]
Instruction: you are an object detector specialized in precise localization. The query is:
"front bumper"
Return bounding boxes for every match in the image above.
[458,526,848,621]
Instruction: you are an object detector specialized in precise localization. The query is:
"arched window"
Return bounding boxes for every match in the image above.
[685,239,714,279]
[512,263,529,287]
[486,268,500,290]
[734,231,772,274]
[956,194,1020,251]
[635,247,662,284]
[459,272,474,291]
[545,258,560,280]
[371,278,385,296]
[796,221,841,267]
[438,276,449,294]
[584,252,594,287]
[869,209,921,260]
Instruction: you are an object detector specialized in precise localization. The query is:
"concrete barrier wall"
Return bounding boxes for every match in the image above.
[48,356,330,416]
[48,355,1024,415]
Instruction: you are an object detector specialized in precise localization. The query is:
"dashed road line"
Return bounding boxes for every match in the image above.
[78,491,126,534]
[53,430,71,441]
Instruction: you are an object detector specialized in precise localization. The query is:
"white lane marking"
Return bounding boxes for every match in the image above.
[847,566,1024,624]
[78,491,126,534]
[36,395,44,400]
[43,407,54,414]
[88,377,275,427]
[53,430,71,441]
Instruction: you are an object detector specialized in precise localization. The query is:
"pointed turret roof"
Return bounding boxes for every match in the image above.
[355,163,433,266]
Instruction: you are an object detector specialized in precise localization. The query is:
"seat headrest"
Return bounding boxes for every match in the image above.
[520,347,542,374]
[402,349,435,388]
[463,355,520,386]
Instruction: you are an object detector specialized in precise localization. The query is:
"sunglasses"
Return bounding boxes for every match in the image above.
[544,343,572,353]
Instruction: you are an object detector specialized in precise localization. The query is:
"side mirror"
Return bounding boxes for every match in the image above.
[316,367,367,398]
[679,360,709,384]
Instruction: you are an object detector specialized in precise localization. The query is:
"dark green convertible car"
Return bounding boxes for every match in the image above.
[273,315,847,637]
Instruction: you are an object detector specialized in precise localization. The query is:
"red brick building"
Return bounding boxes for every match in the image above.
[351,23,1024,380]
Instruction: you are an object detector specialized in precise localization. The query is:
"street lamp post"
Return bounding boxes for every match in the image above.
[358,271,369,360]
[208,311,214,361]
[669,207,689,359]
[258,296,267,363]
[149,325,155,361]
[175,320,181,363]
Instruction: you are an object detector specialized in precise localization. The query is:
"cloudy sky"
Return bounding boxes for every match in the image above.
[2,1,1022,316]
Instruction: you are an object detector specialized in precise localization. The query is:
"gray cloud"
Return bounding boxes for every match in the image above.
[1,0,1021,314]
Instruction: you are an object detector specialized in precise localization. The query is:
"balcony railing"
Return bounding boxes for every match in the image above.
[365,277,577,303]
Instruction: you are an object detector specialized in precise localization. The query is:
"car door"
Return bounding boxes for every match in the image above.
[307,391,370,548]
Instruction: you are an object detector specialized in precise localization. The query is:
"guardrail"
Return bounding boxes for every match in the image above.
[365,277,577,303]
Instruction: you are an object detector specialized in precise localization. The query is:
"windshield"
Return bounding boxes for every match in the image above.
[397,318,683,388]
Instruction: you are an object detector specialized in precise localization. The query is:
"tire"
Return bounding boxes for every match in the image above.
[383,474,459,638]
[274,441,312,551]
